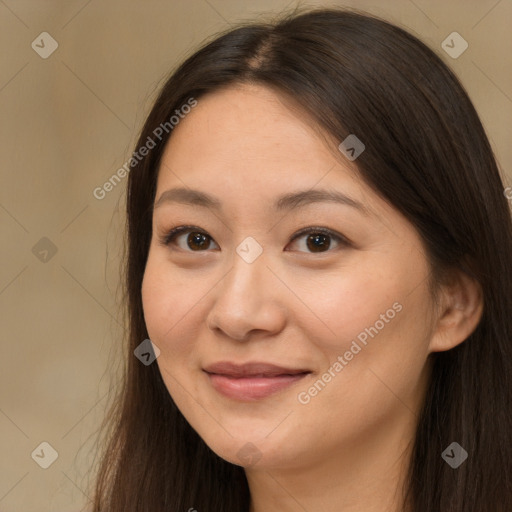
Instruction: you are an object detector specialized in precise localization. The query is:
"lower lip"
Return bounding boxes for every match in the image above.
[205,372,309,401]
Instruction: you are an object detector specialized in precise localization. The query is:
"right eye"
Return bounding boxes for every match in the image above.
[159,225,220,252]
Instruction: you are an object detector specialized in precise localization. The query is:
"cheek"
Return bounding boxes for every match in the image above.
[141,262,203,402]
[141,256,216,367]
[310,276,432,409]
[141,260,190,351]
[293,265,405,353]
[141,262,167,342]
[297,254,432,387]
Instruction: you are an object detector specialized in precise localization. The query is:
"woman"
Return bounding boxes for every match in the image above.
[91,7,512,511]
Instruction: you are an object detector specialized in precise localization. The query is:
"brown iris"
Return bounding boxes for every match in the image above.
[187,232,211,250]
[306,233,331,252]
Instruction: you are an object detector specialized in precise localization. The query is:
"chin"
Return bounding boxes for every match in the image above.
[190,418,304,470]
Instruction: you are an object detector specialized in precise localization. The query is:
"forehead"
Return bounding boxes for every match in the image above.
[156,83,363,194]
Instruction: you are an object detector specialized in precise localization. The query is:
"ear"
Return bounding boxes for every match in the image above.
[428,270,484,353]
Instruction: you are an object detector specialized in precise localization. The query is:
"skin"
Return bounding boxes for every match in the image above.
[141,83,483,512]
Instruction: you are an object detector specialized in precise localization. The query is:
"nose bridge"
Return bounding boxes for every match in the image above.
[221,244,269,307]
[207,243,284,339]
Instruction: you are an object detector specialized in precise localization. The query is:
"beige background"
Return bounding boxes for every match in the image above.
[0,0,510,510]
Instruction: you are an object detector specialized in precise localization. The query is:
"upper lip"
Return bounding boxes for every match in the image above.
[203,361,311,377]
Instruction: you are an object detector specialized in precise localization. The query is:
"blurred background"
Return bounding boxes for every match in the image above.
[0,0,511,510]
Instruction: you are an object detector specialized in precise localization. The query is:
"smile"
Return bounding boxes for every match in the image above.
[203,361,312,401]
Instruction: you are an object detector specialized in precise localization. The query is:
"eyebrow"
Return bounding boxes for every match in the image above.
[154,187,370,215]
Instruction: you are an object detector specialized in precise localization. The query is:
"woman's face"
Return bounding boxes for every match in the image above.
[141,83,438,470]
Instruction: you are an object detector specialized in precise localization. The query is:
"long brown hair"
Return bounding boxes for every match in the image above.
[91,7,512,511]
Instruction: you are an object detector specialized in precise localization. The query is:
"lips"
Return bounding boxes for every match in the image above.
[203,361,311,401]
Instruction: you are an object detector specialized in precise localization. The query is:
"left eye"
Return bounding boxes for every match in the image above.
[287,227,347,253]
[159,226,349,253]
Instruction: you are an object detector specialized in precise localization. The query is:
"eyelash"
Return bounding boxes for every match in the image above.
[158,225,351,254]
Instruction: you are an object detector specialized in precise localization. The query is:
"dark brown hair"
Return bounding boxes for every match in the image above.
[90,7,512,511]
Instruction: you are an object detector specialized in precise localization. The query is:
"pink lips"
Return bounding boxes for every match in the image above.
[203,361,311,401]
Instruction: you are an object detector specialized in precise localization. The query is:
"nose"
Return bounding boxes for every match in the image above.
[206,249,287,341]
